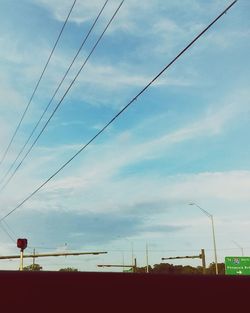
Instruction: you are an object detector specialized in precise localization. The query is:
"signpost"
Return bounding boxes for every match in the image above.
[225,257,250,275]
[17,238,28,271]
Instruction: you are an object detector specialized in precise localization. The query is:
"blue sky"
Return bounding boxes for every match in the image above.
[0,0,249,271]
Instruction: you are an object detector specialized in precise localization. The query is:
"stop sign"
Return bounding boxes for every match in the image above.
[17,238,27,251]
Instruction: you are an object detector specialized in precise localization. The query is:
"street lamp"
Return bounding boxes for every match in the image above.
[232,241,244,256]
[121,237,134,266]
[189,202,218,275]
[116,236,134,268]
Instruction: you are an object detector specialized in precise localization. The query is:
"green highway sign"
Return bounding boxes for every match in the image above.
[225,257,250,275]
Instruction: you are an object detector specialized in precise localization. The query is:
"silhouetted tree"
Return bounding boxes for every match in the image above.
[153,263,177,274]
[59,267,78,272]
[206,262,225,275]
[23,264,42,271]
[151,263,203,275]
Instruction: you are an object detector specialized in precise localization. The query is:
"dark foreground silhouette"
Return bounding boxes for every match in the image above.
[0,271,249,311]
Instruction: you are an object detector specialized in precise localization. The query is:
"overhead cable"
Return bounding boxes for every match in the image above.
[0,0,123,193]
[0,0,109,190]
[0,0,77,168]
[0,221,16,243]
[0,0,237,221]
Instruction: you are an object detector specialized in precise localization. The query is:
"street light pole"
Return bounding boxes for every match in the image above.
[232,241,244,256]
[189,202,218,275]
[124,238,134,266]
[131,242,134,267]
[211,215,218,275]
[117,236,134,266]
[146,242,149,273]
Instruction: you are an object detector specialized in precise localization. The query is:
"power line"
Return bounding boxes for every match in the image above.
[0,0,123,193]
[0,0,109,191]
[0,0,77,168]
[2,220,17,239]
[0,221,16,243]
[0,0,237,222]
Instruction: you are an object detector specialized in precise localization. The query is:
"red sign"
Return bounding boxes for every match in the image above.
[17,238,27,251]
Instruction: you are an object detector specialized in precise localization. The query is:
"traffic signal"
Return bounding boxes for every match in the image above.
[17,238,27,251]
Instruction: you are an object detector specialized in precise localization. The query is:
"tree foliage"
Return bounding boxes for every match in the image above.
[23,263,42,271]
[135,262,225,275]
[59,267,78,272]
[206,262,225,275]
[151,263,203,275]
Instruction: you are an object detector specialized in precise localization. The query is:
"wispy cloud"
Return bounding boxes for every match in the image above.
[0,0,248,269]
[33,0,156,31]
[2,87,246,218]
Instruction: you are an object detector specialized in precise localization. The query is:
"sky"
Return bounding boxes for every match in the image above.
[0,0,249,272]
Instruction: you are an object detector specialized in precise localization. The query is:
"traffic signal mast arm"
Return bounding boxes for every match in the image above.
[97,264,133,268]
[162,255,202,260]
[161,249,206,274]
[97,262,137,273]
[0,251,107,260]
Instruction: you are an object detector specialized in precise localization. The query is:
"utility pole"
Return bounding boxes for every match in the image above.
[201,249,206,274]
[134,258,137,273]
[122,252,125,271]
[32,249,35,268]
[146,242,149,273]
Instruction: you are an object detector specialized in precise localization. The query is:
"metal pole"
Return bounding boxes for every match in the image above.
[211,216,218,275]
[121,237,134,266]
[20,250,24,271]
[189,203,218,275]
[133,258,137,273]
[33,248,35,269]
[0,251,108,260]
[232,241,244,256]
[201,249,206,274]
[131,242,134,267]
[122,252,125,272]
[146,242,149,273]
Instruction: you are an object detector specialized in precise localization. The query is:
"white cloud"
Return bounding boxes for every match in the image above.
[166,171,250,203]
[33,0,157,31]
[195,29,250,52]
[2,86,245,216]
[0,0,248,271]
[0,80,248,218]
[74,61,195,92]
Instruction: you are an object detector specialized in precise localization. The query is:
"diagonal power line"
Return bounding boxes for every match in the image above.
[0,221,16,243]
[0,0,77,168]
[0,0,109,191]
[0,0,237,222]
[0,0,121,193]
